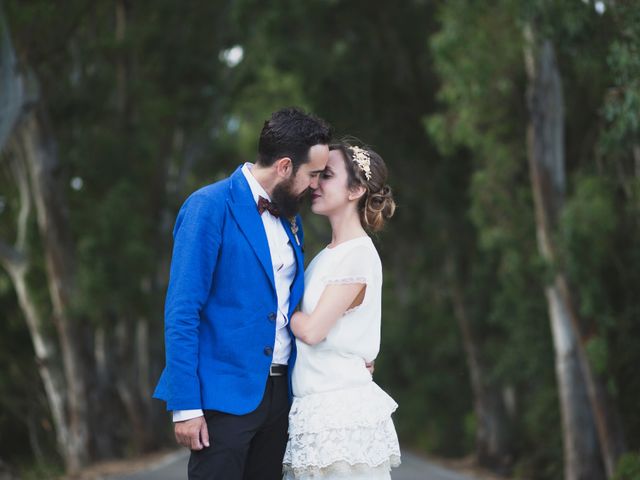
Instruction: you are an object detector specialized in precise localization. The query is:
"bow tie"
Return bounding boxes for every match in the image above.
[257,196,280,218]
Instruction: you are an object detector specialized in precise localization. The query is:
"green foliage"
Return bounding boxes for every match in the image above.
[614,453,640,480]
[599,2,640,155]
[586,335,608,376]
[17,461,64,480]
[0,274,58,468]
[560,176,616,319]
[1,0,639,476]
[429,0,640,477]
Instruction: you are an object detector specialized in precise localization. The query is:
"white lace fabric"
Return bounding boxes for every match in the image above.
[283,383,401,478]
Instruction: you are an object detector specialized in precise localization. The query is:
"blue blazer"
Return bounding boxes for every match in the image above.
[153,165,304,414]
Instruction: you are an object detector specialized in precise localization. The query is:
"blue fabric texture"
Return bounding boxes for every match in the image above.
[153,165,304,414]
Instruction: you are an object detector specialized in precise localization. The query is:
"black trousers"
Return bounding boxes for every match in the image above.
[188,375,290,480]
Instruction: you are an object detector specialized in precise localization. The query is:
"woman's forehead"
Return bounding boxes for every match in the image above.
[328,150,346,170]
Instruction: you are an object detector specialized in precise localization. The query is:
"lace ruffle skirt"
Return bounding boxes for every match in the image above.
[283,382,401,479]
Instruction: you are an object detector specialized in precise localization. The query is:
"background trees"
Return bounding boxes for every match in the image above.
[1,1,638,478]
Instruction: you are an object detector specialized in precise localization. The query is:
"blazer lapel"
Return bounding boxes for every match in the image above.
[281,216,305,316]
[228,167,276,292]
[281,217,304,277]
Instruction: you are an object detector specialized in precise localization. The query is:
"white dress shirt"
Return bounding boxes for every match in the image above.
[173,163,296,422]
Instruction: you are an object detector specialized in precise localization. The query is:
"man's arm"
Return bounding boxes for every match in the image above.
[164,193,223,449]
[164,192,222,410]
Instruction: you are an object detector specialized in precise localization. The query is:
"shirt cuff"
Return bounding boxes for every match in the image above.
[173,409,204,422]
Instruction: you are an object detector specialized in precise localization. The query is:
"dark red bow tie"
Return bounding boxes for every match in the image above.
[257,196,280,218]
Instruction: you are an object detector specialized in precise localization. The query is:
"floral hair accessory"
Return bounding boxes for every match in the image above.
[348,146,372,181]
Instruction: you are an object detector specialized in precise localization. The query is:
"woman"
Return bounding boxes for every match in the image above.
[283,142,401,479]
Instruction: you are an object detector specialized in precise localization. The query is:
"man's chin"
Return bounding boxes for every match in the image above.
[276,199,302,219]
[282,206,302,218]
[296,189,310,203]
[273,184,309,218]
[283,194,309,217]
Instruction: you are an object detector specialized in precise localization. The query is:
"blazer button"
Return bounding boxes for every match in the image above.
[268,312,277,322]
[264,346,273,356]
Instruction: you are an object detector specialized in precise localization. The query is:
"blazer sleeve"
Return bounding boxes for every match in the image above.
[163,192,223,409]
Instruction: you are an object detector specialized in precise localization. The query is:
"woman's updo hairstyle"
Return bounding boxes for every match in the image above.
[329,141,396,232]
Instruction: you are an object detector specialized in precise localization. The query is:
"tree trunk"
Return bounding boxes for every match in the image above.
[0,149,80,472]
[90,326,118,459]
[634,145,640,210]
[445,255,511,472]
[1,9,90,463]
[524,28,625,479]
[114,319,152,452]
[113,0,155,452]
[0,1,24,152]
[15,104,90,473]
[136,317,152,410]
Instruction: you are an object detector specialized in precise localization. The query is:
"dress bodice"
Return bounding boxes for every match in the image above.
[292,236,383,397]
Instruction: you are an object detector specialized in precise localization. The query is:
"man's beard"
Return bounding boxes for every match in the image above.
[272,176,306,218]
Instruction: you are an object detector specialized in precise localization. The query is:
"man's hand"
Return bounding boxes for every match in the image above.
[366,360,375,375]
[175,416,210,450]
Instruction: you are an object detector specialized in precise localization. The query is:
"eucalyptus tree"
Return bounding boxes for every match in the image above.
[429,0,636,477]
[1,0,242,471]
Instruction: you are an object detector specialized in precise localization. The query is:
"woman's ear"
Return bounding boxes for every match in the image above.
[275,157,293,178]
[348,185,366,202]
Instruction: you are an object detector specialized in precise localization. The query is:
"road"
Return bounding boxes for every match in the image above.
[108,450,477,480]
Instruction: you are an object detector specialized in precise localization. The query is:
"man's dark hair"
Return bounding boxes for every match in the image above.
[257,107,332,170]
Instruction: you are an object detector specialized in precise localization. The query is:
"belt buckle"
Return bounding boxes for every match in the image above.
[269,364,284,377]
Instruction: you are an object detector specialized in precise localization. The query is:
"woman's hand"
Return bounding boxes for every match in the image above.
[366,360,375,375]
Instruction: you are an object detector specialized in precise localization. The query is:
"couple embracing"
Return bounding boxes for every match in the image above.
[153,108,401,480]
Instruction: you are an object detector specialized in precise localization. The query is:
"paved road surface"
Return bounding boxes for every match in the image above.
[108,450,477,480]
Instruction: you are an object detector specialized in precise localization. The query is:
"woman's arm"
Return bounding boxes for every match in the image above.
[291,283,366,345]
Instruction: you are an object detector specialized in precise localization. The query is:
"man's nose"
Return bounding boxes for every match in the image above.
[309,177,319,190]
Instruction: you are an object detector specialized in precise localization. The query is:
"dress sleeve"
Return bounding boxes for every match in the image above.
[321,246,375,286]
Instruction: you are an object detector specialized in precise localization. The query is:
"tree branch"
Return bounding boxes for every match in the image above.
[0,236,24,271]
[0,1,26,154]
[8,138,31,252]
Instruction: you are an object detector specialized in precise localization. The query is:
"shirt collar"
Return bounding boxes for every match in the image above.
[241,162,271,205]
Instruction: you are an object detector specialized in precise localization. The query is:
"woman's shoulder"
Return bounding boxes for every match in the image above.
[328,235,376,254]
[336,237,380,264]
[329,237,381,279]
[306,236,382,276]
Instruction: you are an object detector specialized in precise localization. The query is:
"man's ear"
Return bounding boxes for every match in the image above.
[275,157,293,178]
[348,185,366,201]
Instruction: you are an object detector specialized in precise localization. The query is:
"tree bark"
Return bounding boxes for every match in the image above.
[136,317,151,410]
[0,1,24,152]
[90,326,118,459]
[445,255,511,472]
[117,318,152,451]
[634,145,640,211]
[113,0,155,452]
[524,28,625,479]
[1,9,90,466]
[16,103,90,473]
[0,149,76,472]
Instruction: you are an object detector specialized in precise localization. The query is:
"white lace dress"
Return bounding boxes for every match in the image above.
[283,236,401,480]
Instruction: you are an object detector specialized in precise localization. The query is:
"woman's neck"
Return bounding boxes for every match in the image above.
[327,208,367,247]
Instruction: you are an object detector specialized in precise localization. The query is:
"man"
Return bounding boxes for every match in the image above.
[153,107,331,479]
